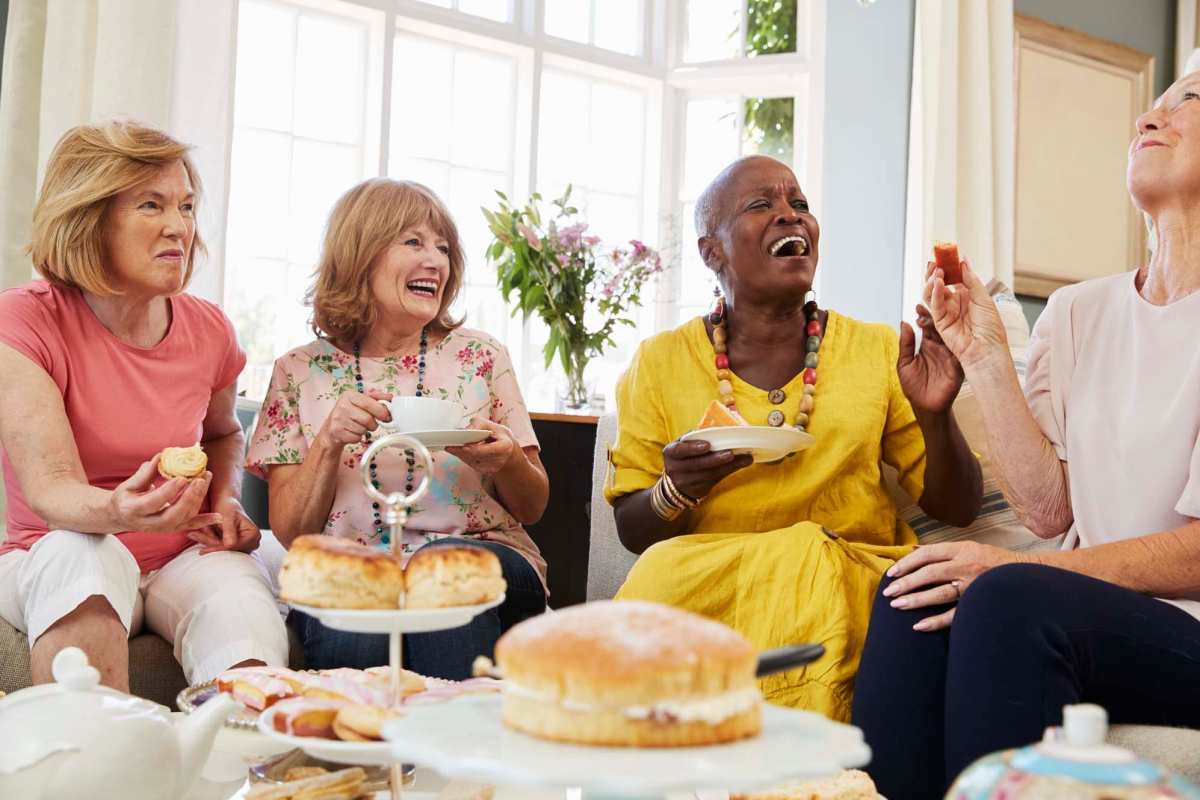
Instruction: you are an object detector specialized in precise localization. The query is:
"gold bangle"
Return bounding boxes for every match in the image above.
[661,471,700,509]
[650,480,682,521]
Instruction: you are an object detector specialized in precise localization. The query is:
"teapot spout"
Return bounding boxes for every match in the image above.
[0,743,78,800]
[175,692,237,797]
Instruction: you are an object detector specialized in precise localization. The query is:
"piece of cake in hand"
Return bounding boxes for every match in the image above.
[158,443,207,479]
[730,769,880,800]
[697,398,747,429]
[495,599,761,747]
[932,240,963,285]
[403,544,506,609]
[278,534,405,609]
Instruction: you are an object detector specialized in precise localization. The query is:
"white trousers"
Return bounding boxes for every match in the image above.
[0,530,288,683]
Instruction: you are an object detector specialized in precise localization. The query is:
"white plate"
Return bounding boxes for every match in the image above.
[679,426,814,463]
[378,428,490,450]
[289,594,505,634]
[382,696,870,796]
[255,709,396,766]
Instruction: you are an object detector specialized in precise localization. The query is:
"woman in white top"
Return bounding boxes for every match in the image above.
[852,72,1200,800]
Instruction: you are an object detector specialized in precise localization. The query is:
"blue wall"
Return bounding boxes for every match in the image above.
[819,0,916,326]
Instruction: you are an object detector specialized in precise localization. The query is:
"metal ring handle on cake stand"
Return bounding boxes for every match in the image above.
[358,432,433,797]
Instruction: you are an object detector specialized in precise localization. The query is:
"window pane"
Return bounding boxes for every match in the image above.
[392,35,454,162]
[414,0,452,7]
[389,156,451,199]
[293,13,368,143]
[457,0,512,22]
[746,0,797,56]
[679,200,715,309]
[451,49,515,171]
[683,97,739,197]
[584,191,639,244]
[544,0,590,44]
[588,82,644,194]
[685,0,739,62]
[448,166,511,281]
[287,139,362,265]
[226,130,292,259]
[743,96,794,162]
[234,0,296,131]
[537,71,591,186]
[594,0,641,55]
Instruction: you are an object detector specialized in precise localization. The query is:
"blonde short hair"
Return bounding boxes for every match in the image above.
[29,120,206,295]
[309,178,465,343]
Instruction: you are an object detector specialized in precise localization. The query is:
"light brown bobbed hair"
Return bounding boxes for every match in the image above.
[28,120,206,295]
[308,178,465,344]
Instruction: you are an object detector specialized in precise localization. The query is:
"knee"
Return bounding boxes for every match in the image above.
[956,563,1062,630]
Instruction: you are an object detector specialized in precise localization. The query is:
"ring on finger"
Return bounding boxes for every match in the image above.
[950,579,963,600]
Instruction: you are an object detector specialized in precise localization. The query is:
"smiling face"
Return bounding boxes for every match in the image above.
[1128,72,1200,214]
[698,156,820,307]
[103,160,196,297]
[369,221,452,328]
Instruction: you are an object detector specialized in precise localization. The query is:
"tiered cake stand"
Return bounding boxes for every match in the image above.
[256,432,503,796]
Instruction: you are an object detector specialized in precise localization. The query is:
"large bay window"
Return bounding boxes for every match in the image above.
[225,0,825,407]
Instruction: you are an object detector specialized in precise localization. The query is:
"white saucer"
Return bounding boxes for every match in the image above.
[289,595,505,634]
[383,695,870,796]
[679,425,815,463]
[377,428,490,451]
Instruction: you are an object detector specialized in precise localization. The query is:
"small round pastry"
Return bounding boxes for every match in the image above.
[270,697,347,739]
[494,600,761,747]
[158,443,207,479]
[279,534,404,609]
[403,544,506,609]
[332,703,402,741]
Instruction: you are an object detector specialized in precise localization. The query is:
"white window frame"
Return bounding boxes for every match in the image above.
[223,0,826,400]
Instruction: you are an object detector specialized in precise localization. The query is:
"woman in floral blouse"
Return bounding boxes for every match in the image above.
[246,178,549,679]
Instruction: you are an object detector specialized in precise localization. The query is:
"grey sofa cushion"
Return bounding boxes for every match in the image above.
[587,412,635,602]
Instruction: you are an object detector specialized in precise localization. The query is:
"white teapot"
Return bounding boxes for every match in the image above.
[0,647,237,800]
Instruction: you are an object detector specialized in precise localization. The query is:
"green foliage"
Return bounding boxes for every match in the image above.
[743,0,797,161]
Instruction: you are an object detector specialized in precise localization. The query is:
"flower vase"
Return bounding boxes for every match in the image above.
[557,357,592,413]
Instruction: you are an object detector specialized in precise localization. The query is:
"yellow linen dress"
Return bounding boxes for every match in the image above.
[605,312,925,720]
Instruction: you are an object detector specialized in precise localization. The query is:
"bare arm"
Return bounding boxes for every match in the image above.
[202,384,245,506]
[0,343,219,534]
[491,446,549,525]
[1026,522,1200,596]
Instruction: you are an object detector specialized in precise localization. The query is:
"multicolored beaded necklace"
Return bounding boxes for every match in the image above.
[710,293,822,432]
[352,327,428,544]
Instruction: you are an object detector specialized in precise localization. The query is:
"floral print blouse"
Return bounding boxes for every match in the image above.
[245,328,547,590]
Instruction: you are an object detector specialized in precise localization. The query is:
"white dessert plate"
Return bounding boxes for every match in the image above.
[679,426,815,463]
[289,594,505,634]
[382,695,870,796]
[256,710,395,766]
[379,428,490,451]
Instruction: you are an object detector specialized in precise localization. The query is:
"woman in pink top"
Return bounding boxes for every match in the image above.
[854,73,1200,800]
[0,122,288,691]
[247,178,549,680]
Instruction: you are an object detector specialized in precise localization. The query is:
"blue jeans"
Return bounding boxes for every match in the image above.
[289,538,546,680]
[852,564,1200,800]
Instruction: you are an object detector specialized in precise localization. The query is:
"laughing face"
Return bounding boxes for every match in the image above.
[1128,72,1200,213]
[699,156,819,306]
[370,221,451,328]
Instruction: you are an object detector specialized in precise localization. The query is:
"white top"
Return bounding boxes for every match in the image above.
[1025,270,1200,621]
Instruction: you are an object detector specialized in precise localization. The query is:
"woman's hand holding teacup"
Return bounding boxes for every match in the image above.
[447,416,519,475]
[317,389,393,448]
[661,439,753,501]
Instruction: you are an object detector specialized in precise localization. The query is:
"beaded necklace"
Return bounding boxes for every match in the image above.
[353,327,428,543]
[710,294,822,432]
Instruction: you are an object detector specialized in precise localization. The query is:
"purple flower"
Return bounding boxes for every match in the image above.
[583,235,601,247]
[558,222,588,249]
[631,239,648,258]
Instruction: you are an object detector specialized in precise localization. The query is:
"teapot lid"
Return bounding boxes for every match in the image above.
[1012,705,1163,785]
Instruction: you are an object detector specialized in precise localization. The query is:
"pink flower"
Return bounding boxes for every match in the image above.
[631,239,648,258]
[475,357,495,378]
[401,354,418,370]
[456,347,475,364]
[518,224,541,250]
[557,222,588,249]
[583,235,601,247]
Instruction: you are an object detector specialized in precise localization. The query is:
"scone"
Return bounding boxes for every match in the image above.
[279,534,405,609]
[158,443,207,478]
[403,545,506,609]
[494,599,761,747]
[731,769,880,799]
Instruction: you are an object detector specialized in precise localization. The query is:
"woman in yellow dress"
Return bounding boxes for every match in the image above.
[606,156,982,720]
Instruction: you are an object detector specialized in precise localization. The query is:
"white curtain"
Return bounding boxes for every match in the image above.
[902,0,1015,318]
[0,0,237,299]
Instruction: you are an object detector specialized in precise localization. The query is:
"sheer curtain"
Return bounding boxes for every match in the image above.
[0,0,237,298]
[902,0,1015,319]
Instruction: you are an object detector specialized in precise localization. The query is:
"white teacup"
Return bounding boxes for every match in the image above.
[383,396,465,432]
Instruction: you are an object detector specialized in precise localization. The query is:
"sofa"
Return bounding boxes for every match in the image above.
[584,288,1200,783]
[0,401,304,707]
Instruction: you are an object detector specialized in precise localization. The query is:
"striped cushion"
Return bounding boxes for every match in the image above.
[896,282,1063,552]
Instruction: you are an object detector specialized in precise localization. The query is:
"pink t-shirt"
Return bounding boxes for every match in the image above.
[1024,270,1200,620]
[0,281,246,572]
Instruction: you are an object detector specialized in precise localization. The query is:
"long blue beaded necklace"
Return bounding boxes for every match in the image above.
[353,327,428,544]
